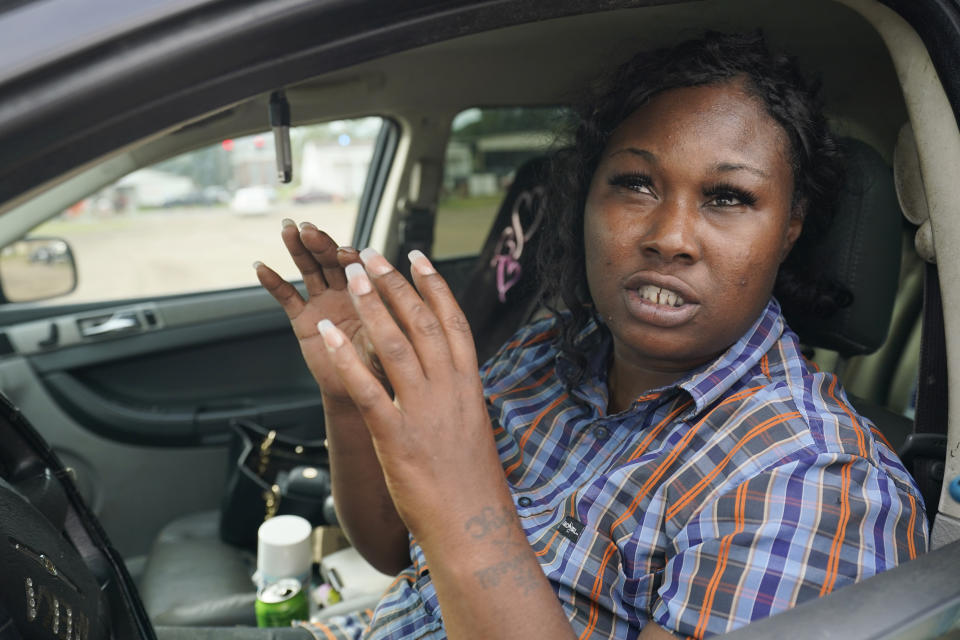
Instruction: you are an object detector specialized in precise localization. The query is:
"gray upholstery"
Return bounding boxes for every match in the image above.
[139,510,258,626]
[140,511,384,628]
[790,138,903,356]
[786,139,916,455]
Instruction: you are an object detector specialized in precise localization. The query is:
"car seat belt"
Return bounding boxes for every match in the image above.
[901,262,948,522]
[399,205,435,278]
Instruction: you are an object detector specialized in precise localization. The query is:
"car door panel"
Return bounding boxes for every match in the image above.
[0,286,324,558]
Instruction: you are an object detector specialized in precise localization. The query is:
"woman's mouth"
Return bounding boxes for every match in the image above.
[623,279,699,328]
[637,284,685,308]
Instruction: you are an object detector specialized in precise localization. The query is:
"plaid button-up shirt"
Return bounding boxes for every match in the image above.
[307,298,927,640]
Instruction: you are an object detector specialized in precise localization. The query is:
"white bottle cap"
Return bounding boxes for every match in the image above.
[256,515,313,587]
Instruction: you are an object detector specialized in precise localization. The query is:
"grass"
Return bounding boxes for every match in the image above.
[434,195,502,258]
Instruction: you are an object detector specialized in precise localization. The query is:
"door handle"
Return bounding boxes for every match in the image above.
[78,312,140,338]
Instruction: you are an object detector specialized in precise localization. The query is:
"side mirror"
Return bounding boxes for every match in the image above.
[0,237,78,303]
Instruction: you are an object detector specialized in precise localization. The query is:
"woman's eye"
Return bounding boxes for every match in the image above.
[705,186,757,208]
[710,193,741,207]
[609,173,654,194]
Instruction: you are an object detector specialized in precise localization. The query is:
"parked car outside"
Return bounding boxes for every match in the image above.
[231,185,277,216]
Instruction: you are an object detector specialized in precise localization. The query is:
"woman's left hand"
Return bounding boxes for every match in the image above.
[315,247,512,546]
[318,248,577,639]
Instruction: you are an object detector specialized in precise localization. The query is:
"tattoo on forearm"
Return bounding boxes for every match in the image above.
[473,554,541,595]
[463,506,542,595]
[464,506,515,539]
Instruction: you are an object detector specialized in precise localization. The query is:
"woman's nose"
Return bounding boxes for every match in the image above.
[638,199,701,263]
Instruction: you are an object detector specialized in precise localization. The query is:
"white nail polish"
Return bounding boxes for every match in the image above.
[344,262,371,295]
[317,319,344,348]
[253,261,263,270]
[359,247,392,275]
[408,250,436,275]
[359,247,380,263]
[281,218,296,228]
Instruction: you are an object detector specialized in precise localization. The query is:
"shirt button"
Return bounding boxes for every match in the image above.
[518,496,533,508]
[594,426,610,440]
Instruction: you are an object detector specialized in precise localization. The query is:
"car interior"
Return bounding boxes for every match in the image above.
[0,0,959,638]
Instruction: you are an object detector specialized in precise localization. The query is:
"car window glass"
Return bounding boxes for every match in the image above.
[26,117,385,304]
[433,107,571,260]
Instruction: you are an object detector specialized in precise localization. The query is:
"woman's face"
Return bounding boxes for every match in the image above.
[583,80,802,379]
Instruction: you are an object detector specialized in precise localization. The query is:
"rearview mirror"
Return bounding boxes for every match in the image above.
[0,237,78,303]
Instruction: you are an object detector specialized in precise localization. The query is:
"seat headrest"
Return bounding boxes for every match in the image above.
[790,138,903,357]
[458,156,550,364]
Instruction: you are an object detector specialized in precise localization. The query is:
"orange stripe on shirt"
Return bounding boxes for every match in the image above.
[627,381,765,467]
[760,354,771,380]
[827,377,867,458]
[314,624,338,640]
[534,530,561,558]
[383,572,415,593]
[665,411,801,522]
[504,327,559,351]
[489,369,554,403]
[626,399,692,462]
[693,482,749,639]
[869,426,894,452]
[503,392,569,477]
[577,541,619,640]
[609,416,704,537]
[906,493,918,561]
[609,386,766,538]
[819,460,853,596]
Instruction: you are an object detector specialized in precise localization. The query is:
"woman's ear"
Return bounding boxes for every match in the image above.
[781,208,804,262]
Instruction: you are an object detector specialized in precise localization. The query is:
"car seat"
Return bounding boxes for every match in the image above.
[138,139,923,628]
[456,156,549,365]
[788,138,914,450]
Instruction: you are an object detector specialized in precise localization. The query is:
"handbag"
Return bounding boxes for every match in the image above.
[219,419,332,550]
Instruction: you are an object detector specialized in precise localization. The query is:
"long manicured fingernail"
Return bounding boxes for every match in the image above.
[359,247,393,276]
[408,250,436,276]
[282,218,296,228]
[317,319,344,348]
[253,261,264,270]
[345,262,371,295]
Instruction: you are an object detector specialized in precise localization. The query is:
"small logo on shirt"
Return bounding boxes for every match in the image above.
[556,516,585,542]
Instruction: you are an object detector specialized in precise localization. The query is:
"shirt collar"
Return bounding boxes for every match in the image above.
[555,298,785,418]
[555,315,608,389]
[677,297,784,419]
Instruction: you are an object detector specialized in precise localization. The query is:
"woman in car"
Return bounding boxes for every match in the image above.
[256,31,927,640]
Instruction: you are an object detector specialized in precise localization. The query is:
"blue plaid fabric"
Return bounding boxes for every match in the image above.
[303,298,927,639]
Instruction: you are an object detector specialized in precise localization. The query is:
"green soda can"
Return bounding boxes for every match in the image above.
[256,578,310,627]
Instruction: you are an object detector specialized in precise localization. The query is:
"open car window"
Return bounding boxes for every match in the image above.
[20,116,386,305]
[434,106,571,260]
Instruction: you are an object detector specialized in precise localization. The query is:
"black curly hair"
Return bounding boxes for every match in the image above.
[537,31,848,380]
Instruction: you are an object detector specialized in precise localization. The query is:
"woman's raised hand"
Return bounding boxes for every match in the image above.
[312,248,580,639]
[255,219,378,404]
[315,248,512,542]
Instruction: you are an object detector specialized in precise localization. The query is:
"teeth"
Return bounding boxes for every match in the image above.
[637,284,685,307]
